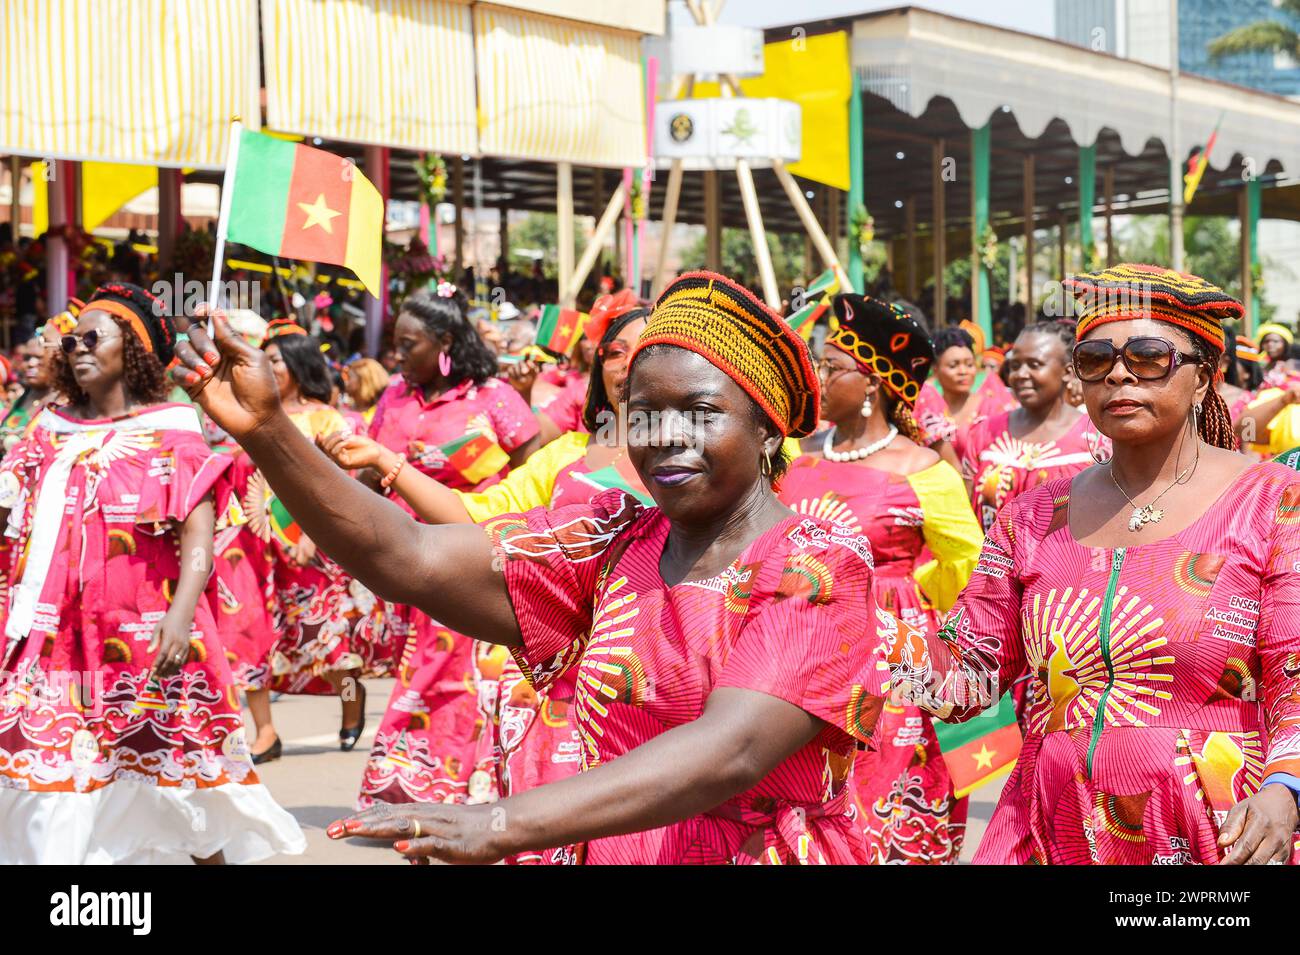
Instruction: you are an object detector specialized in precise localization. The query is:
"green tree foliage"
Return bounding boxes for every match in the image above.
[1207,2,1300,61]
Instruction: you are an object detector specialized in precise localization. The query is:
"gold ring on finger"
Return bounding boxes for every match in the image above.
[412,819,422,838]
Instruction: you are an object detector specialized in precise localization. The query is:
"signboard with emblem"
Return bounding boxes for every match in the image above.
[653,98,800,169]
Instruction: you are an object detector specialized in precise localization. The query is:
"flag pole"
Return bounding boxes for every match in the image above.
[208,118,243,315]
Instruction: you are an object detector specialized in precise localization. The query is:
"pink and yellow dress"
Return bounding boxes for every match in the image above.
[457,431,651,862]
[486,490,887,864]
[962,410,1110,533]
[885,462,1300,864]
[780,455,982,863]
[0,404,305,863]
[915,374,1017,462]
[359,374,538,808]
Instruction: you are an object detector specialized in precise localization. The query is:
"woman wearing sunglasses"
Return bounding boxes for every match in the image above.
[317,299,651,853]
[780,293,983,864]
[0,282,305,863]
[961,320,1109,533]
[885,264,1300,864]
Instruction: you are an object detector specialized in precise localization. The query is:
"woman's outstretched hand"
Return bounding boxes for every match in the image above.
[317,430,387,473]
[326,801,507,865]
[1218,784,1299,864]
[170,307,284,441]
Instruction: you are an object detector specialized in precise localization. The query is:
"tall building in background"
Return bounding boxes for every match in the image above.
[1055,0,1300,96]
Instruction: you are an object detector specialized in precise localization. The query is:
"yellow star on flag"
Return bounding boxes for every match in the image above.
[298,193,342,233]
[973,744,996,770]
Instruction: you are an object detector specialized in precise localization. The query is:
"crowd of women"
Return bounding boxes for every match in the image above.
[0,259,1297,865]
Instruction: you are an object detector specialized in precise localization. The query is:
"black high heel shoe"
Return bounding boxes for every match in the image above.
[339,682,366,752]
[251,736,282,765]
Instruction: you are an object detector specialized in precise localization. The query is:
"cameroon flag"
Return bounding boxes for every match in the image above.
[267,494,303,551]
[932,689,1022,798]
[571,457,654,505]
[441,431,509,484]
[537,305,588,356]
[786,267,839,339]
[223,127,384,296]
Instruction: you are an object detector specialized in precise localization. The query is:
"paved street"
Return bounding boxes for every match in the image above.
[250,678,1005,865]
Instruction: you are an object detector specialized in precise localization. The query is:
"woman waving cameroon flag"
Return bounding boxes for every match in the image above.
[217,124,384,296]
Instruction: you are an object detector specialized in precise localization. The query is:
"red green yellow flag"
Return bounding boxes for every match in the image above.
[571,457,654,505]
[931,688,1022,798]
[222,126,384,296]
[441,431,509,484]
[1183,115,1222,206]
[786,268,839,340]
[537,305,588,356]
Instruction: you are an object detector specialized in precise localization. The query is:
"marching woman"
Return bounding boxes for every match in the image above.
[0,282,304,863]
[236,320,364,762]
[176,271,889,865]
[914,326,1017,470]
[318,298,651,861]
[780,294,983,864]
[885,265,1300,864]
[962,321,1110,532]
[358,284,540,808]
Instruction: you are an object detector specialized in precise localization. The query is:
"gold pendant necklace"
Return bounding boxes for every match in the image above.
[1108,448,1198,533]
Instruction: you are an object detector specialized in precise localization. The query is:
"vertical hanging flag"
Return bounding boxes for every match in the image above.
[786,267,840,339]
[217,124,384,297]
[537,305,589,356]
[1183,115,1223,206]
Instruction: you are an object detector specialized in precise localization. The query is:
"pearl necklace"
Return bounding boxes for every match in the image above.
[822,425,898,462]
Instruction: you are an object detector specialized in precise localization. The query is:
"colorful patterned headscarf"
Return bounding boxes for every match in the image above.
[1235,336,1264,364]
[827,293,934,408]
[261,318,309,347]
[1062,263,1242,354]
[631,270,820,437]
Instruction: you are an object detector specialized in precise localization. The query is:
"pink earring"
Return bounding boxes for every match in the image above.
[438,350,453,377]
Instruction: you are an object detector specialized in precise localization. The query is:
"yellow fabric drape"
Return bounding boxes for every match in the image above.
[458,431,590,521]
[909,460,984,612]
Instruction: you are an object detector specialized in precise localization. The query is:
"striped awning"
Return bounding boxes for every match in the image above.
[0,0,260,169]
[261,0,477,155]
[474,4,647,168]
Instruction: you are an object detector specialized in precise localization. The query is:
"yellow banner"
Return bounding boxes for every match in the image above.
[693,31,851,190]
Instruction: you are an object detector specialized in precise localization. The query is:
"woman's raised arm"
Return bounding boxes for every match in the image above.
[172,311,522,646]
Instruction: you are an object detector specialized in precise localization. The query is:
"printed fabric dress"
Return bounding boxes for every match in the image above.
[884,462,1300,864]
[459,431,652,863]
[535,369,589,435]
[0,404,306,863]
[359,373,539,808]
[962,410,1111,533]
[485,490,888,864]
[780,455,983,863]
[915,374,1017,462]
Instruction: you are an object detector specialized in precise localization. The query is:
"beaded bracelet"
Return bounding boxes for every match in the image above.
[379,452,407,490]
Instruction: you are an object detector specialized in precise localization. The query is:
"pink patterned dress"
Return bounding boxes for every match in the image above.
[359,374,538,808]
[780,456,982,863]
[536,369,589,434]
[0,404,305,863]
[962,410,1111,533]
[915,375,1017,462]
[886,462,1300,864]
[488,490,887,864]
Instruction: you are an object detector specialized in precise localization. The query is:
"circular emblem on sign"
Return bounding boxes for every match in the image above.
[670,112,694,143]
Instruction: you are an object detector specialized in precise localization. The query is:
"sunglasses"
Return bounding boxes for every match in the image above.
[598,341,632,364]
[61,329,121,355]
[1071,336,1200,383]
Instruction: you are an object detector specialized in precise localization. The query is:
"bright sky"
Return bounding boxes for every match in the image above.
[676,0,1056,35]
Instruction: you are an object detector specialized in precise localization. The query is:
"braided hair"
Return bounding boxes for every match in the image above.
[1189,336,1237,450]
[931,326,975,359]
[887,395,927,444]
[1017,319,1076,351]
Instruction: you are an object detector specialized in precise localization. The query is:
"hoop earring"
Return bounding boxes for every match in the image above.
[438,350,453,377]
[861,394,873,418]
[761,448,772,478]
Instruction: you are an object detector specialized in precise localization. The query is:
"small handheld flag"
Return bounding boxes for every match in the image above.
[536,305,588,357]
[214,123,384,302]
[1183,114,1222,207]
[441,430,509,485]
[931,689,1022,798]
[786,268,840,339]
